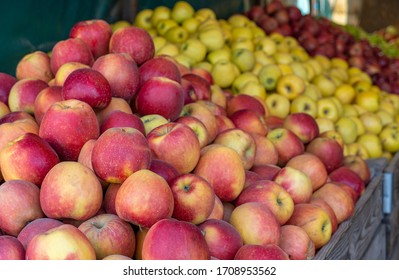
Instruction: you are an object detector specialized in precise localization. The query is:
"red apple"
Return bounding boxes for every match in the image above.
[102,183,120,215]
[312,182,355,224]
[207,195,224,220]
[229,202,281,246]
[40,161,103,221]
[53,61,90,86]
[17,218,64,249]
[226,94,266,117]
[15,50,53,82]
[25,224,96,260]
[196,100,227,117]
[328,166,366,197]
[215,114,236,134]
[91,127,152,184]
[305,137,344,173]
[149,158,180,185]
[50,37,94,75]
[109,26,155,65]
[147,122,200,174]
[286,153,328,191]
[96,97,133,126]
[170,173,215,224]
[0,111,35,125]
[190,67,214,85]
[229,109,268,136]
[102,254,132,260]
[213,128,256,170]
[286,203,332,249]
[92,53,140,102]
[310,197,338,234]
[175,115,209,148]
[244,170,262,188]
[139,55,182,86]
[8,78,48,114]
[250,164,281,180]
[283,112,319,144]
[0,235,25,260]
[273,166,313,204]
[62,68,112,109]
[180,101,218,143]
[342,155,371,184]
[234,244,289,260]
[135,77,184,121]
[78,213,136,259]
[0,180,44,236]
[100,110,145,135]
[235,179,294,225]
[198,219,243,260]
[69,19,112,59]
[194,144,245,202]
[39,99,100,161]
[265,115,284,130]
[279,224,315,260]
[33,85,63,125]
[142,218,210,260]
[0,72,17,104]
[115,169,174,228]
[181,73,211,101]
[0,132,60,186]
[251,133,279,166]
[267,127,305,166]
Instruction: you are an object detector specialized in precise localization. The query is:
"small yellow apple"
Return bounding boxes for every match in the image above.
[265,93,290,119]
[359,112,383,135]
[334,83,356,104]
[276,74,305,100]
[379,125,399,153]
[211,60,240,88]
[290,95,317,118]
[258,63,282,92]
[315,117,336,134]
[335,117,358,144]
[317,98,339,122]
[355,90,380,112]
[357,133,383,158]
[133,9,153,30]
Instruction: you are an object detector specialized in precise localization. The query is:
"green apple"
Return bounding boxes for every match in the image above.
[255,37,277,56]
[180,38,207,63]
[141,114,169,135]
[312,74,337,97]
[290,95,317,118]
[134,9,153,30]
[164,26,189,44]
[199,27,225,51]
[231,48,256,73]
[317,97,340,122]
[265,93,290,119]
[258,64,282,92]
[156,19,178,36]
[231,72,259,94]
[254,50,276,66]
[335,117,358,144]
[150,6,171,27]
[289,62,308,81]
[182,17,201,34]
[276,74,305,100]
[379,124,399,153]
[211,60,239,88]
[206,46,231,65]
[171,1,195,23]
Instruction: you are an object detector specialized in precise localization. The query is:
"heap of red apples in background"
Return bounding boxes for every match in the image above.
[0,9,371,260]
[246,0,399,94]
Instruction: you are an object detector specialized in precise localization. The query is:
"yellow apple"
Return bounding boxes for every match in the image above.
[156,43,180,56]
[164,26,189,44]
[290,95,317,118]
[303,84,322,101]
[230,39,255,52]
[199,27,225,52]
[306,59,323,76]
[314,55,331,71]
[312,74,336,97]
[276,74,306,100]
[171,1,195,23]
[315,117,336,134]
[211,60,239,88]
[182,17,201,34]
[317,98,339,122]
[156,18,178,36]
[282,36,299,49]
[152,36,167,52]
[231,72,259,94]
[228,14,251,27]
[207,47,231,65]
[376,109,394,127]
[265,93,290,119]
[289,62,308,81]
[240,82,267,101]
[319,130,345,149]
[194,61,212,72]
[291,46,310,62]
[359,112,383,134]
[349,116,366,136]
[335,117,358,144]
[258,64,282,92]
[344,142,369,159]
[231,26,253,41]
[255,37,277,56]
[355,90,380,112]
[254,50,276,66]
[331,57,349,69]
[342,104,359,117]
[379,124,399,153]
[278,64,293,76]
[353,80,372,94]
[173,53,195,68]
[180,38,207,63]
[302,63,316,81]
[357,133,383,158]
[273,52,293,65]
[140,114,169,135]
[231,48,256,72]
[134,9,153,30]
[195,8,216,21]
[151,6,171,27]
[334,83,356,104]
[329,67,349,83]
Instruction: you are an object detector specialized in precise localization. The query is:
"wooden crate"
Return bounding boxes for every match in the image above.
[383,152,399,259]
[313,219,351,260]
[361,224,386,260]
[348,158,386,259]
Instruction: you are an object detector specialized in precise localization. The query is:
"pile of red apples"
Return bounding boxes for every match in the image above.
[246,0,399,94]
[0,17,370,260]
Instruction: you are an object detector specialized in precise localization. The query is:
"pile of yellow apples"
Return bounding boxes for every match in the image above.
[120,1,399,161]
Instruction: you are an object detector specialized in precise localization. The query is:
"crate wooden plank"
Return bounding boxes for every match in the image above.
[361,224,386,260]
[313,219,351,260]
[383,152,399,259]
[348,172,384,259]
[388,236,399,260]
